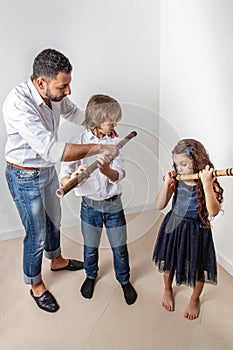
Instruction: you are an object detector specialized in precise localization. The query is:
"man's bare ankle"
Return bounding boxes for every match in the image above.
[31,282,46,297]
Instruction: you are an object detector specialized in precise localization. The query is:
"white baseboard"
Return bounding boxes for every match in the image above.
[0,202,155,241]
[217,252,233,277]
[124,201,155,214]
[61,201,156,228]
[0,226,24,241]
[61,214,80,228]
[2,203,233,278]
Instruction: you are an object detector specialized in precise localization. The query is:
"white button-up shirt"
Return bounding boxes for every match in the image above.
[60,130,125,200]
[3,77,83,167]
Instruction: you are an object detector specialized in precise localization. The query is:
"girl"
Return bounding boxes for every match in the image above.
[153,139,223,320]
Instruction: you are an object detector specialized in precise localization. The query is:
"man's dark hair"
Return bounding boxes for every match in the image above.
[32,48,72,80]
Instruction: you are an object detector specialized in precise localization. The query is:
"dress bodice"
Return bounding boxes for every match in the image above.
[172,181,199,219]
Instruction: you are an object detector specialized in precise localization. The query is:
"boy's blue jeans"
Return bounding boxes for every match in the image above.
[80,195,130,285]
[5,164,61,284]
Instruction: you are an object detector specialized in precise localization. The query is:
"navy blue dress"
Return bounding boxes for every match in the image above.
[153,181,217,287]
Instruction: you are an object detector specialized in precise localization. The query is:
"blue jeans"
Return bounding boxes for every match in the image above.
[5,164,61,284]
[80,195,130,284]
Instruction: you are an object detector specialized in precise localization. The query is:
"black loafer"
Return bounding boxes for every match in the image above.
[51,259,84,271]
[30,289,60,313]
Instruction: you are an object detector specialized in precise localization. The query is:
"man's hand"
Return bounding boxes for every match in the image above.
[98,144,119,161]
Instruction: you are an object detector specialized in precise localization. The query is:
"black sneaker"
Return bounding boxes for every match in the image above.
[121,282,137,305]
[80,277,95,299]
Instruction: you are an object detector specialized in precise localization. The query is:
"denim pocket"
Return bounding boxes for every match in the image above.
[81,200,89,209]
[5,170,16,199]
[18,170,40,180]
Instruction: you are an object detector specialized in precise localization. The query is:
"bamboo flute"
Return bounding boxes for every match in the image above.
[56,131,137,198]
[164,168,233,181]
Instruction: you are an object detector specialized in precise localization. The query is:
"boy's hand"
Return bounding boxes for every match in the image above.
[109,129,119,138]
[97,154,111,173]
[71,165,88,187]
[97,154,110,166]
[96,154,118,181]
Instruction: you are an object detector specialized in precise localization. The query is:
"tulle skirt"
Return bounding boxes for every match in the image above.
[152,211,217,287]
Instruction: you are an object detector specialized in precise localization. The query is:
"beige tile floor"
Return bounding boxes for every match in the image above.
[0,209,233,350]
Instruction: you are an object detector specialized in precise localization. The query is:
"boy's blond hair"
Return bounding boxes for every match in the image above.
[82,94,122,129]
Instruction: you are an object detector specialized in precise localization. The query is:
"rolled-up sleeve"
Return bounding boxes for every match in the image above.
[110,149,126,183]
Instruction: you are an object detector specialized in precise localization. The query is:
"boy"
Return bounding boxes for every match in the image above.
[60,94,137,305]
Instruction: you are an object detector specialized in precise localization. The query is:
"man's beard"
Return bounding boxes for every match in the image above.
[45,88,65,102]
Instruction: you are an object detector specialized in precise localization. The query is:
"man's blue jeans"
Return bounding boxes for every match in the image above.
[80,195,130,284]
[5,164,61,284]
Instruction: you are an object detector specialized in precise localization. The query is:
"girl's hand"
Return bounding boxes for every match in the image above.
[164,170,176,186]
[199,165,220,216]
[199,165,214,187]
[155,170,176,210]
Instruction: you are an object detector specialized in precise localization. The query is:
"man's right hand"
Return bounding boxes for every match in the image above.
[98,144,119,162]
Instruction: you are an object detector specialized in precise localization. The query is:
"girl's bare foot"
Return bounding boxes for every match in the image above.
[162,288,174,311]
[184,297,200,320]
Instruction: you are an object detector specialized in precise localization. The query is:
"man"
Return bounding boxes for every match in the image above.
[3,48,118,313]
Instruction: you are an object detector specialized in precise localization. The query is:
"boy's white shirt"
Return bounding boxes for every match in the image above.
[60,130,125,200]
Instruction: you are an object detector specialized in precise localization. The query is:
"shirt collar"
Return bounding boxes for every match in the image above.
[86,130,109,142]
[86,130,97,141]
[28,77,46,107]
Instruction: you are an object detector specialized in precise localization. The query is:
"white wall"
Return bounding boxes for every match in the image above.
[1,0,232,276]
[160,0,233,275]
[0,0,160,241]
